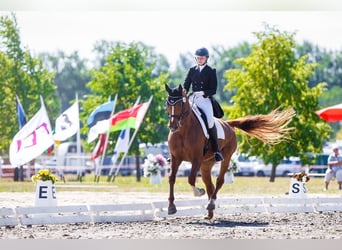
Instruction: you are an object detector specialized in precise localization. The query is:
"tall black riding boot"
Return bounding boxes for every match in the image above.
[208,125,224,162]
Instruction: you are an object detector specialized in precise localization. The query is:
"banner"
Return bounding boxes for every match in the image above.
[9,96,54,166]
[54,102,80,141]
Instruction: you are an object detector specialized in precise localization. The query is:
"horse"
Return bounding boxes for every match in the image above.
[165,84,296,219]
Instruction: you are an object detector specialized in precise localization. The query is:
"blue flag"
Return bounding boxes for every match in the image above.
[16,95,27,129]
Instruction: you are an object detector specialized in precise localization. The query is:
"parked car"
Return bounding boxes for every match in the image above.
[100,156,135,176]
[254,157,304,177]
[307,153,328,174]
[234,154,259,176]
[175,161,201,177]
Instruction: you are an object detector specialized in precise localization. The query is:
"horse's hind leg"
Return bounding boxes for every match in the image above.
[188,159,205,197]
[211,150,234,202]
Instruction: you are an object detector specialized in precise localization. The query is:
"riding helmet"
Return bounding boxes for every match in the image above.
[194,47,209,57]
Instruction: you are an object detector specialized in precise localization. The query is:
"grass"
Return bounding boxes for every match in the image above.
[0,174,341,196]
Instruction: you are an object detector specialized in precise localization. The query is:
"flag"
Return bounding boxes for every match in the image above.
[44,143,55,155]
[111,128,130,164]
[110,102,149,132]
[16,95,27,129]
[9,96,54,166]
[90,134,107,161]
[87,101,150,143]
[54,102,80,141]
[43,140,61,155]
[87,119,110,143]
[87,101,114,128]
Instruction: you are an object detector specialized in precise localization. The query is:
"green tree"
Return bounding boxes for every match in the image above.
[81,41,171,180]
[210,42,252,104]
[39,50,91,112]
[297,42,342,141]
[0,13,58,155]
[225,25,332,182]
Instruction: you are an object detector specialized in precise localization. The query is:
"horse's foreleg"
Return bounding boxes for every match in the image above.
[168,158,180,215]
[168,173,177,215]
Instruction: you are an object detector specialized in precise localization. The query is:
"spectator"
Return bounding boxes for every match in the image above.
[324,144,342,190]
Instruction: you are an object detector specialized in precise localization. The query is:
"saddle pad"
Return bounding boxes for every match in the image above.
[192,105,225,140]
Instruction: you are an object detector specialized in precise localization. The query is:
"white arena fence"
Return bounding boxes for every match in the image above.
[1,196,342,227]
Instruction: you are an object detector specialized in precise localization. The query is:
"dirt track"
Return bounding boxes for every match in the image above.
[1,191,341,239]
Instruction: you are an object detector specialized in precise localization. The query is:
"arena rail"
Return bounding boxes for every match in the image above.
[1,196,342,227]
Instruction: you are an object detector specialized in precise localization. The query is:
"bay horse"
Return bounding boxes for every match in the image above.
[165,84,295,219]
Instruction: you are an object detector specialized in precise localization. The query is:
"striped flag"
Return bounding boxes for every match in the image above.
[87,101,150,143]
[109,102,149,132]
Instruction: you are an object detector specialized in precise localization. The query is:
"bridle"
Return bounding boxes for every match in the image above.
[166,95,190,132]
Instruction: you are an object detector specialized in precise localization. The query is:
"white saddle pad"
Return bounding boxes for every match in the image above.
[191,105,225,140]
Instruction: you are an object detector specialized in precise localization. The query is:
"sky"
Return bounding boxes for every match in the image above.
[1,1,342,69]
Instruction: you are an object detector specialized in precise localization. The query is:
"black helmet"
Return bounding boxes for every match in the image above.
[195,47,209,57]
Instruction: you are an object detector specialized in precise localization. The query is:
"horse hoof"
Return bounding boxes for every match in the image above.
[204,211,214,220]
[193,187,206,197]
[168,205,177,215]
[206,203,215,211]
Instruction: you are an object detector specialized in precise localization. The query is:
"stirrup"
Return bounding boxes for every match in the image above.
[215,151,223,162]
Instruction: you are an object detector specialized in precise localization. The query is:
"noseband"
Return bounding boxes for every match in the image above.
[166,95,190,131]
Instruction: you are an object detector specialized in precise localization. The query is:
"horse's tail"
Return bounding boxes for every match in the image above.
[227,108,296,145]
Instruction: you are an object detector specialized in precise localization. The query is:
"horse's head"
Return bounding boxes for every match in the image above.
[165,84,190,132]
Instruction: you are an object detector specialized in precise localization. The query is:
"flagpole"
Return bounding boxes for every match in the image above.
[74,93,83,182]
[107,96,141,181]
[95,94,118,183]
[15,94,27,182]
[111,95,153,182]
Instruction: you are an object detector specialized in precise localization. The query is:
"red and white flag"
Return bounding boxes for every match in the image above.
[90,134,108,161]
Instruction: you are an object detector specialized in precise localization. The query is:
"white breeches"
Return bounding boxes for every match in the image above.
[189,94,214,128]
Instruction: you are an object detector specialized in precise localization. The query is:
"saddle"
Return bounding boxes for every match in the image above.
[191,104,225,140]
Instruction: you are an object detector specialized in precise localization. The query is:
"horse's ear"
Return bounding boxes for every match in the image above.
[165,84,171,93]
[178,84,183,91]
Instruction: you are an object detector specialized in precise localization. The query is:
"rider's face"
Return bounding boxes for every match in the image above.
[195,56,207,66]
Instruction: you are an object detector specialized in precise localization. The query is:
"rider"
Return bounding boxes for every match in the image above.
[183,47,223,162]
